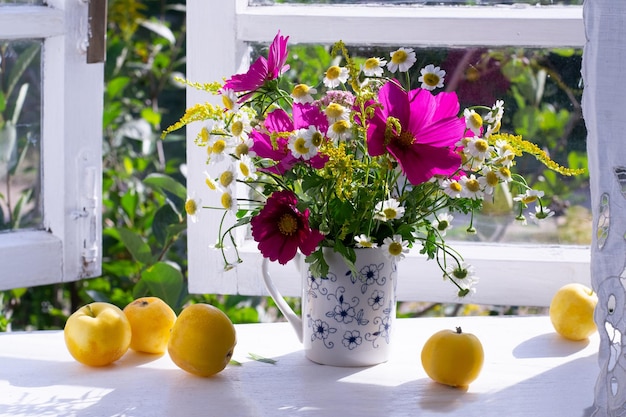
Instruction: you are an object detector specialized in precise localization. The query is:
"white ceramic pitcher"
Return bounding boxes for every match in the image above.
[262,247,398,366]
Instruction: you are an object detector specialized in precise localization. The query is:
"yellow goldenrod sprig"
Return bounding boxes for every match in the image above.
[490,132,586,176]
[173,77,222,94]
[330,41,362,92]
[161,102,224,138]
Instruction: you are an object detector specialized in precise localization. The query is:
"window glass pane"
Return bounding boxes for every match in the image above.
[0,39,42,232]
[256,1,583,5]
[257,43,589,246]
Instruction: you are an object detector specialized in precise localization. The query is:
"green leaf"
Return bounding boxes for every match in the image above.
[6,43,40,100]
[140,19,176,44]
[143,173,187,201]
[106,76,131,99]
[117,228,153,265]
[141,107,162,128]
[152,204,182,245]
[247,352,277,365]
[139,262,184,307]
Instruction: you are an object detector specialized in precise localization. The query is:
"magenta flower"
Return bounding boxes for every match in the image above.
[224,31,290,93]
[366,81,466,185]
[251,190,325,265]
[250,104,329,174]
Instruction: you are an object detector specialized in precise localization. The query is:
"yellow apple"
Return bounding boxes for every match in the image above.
[64,302,132,366]
[549,283,598,341]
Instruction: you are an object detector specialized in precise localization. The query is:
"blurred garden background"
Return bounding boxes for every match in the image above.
[0,0,589,331]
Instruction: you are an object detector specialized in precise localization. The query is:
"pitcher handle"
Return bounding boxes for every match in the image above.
[261,257,303,343]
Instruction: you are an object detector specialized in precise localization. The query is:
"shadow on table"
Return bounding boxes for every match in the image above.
[0,344,600,417]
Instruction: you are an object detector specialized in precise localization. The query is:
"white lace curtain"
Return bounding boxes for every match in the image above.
[584,1,626,415]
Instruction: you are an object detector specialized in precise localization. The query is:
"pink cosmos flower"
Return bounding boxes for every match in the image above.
[250,103,329,174]
[223,31,290,94]
[366,81,466,185]
[251,190,325,265]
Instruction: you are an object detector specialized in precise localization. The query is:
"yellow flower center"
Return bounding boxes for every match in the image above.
[391,50,408,64]
[474,138,489,153]
[293,137,310,155]
[469,113,483,129]
[326,103,345,120]
[450,182,463,192]
[486,171,499,187]
[185,199,197,215]
[388,242,403,256]
[212,139,226,154]
[220,192,232,209]
[364,58,380,70]
[278,213,298,236]
[466,178,481,193]
[235,142,249,157]
[326,66,342,80]
[311,131,324,147]
[219,170,234,187]
[231,121,244,137]
[292,84,310,98]
[205,178,217,190]
[332,120,350,135]
[239,161,250,177]
[498,166,512,180]
[383,208,398,220]
[521,195,538,204]
[222,95,235,111]
[360,240,374,248]
[423,73,441,87]
[200,127,210,143]
[437,220,449,231]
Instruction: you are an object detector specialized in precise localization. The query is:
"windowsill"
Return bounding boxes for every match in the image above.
[0,315,598,416]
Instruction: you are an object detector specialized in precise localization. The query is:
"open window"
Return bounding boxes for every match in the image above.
[0,1,103,289]
[185,0,587,306]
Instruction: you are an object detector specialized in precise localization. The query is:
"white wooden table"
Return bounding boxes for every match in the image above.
[0,316,598,417]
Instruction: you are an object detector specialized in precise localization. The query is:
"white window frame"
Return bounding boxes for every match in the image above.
[186,1,587,307]
[0,2,102,290]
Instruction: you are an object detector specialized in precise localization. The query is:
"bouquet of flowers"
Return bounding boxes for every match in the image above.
[164,31,582,297]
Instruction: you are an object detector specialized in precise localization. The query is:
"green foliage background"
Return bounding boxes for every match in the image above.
[0,1,589,331]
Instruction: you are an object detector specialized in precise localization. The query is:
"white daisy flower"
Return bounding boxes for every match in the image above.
[381,235,410,261]
[207,136,234,165]
[460,174,484,199]
[374,198,405,221]
[220,189,238,215]
[418,64,446,90]
[288,127,319,160]
[432,213,454,237]
[361,57,387,77]
[323,65,349,88]
[236,154,257,180]
[325,102,350,123]
[234,137,254,158]
[218,166,237,189]
[440,178,464,199]
[185,194,201,223]
[445,262,479,297]
[291,84,317,104]
[229,112,252,141]
[387,47,417,73]
[327,120,352,141]
[479,166,500,195]
[204,171,223,192]
[219,87,240,113]
[513,189,545,205]
[354,234,377,248]
[529,205,555,223]
[465,136,492,160]
[464,109,483,136]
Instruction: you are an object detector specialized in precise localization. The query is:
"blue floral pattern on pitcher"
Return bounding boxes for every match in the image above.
[305,256,397,355]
